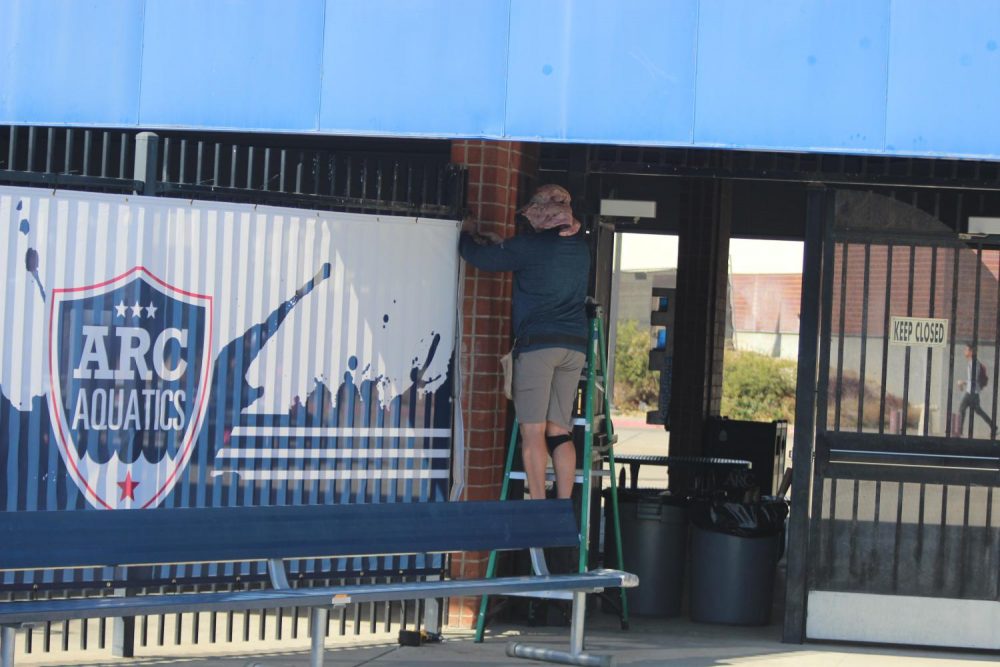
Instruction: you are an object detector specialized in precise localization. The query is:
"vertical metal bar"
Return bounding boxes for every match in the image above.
[313,153,321,195]
[247,146,255,189]
[892,482,905,591]
[923,247,938,436]
[295,151,304,194]
[101,131,110,178]
[569,591,586,655]
[63,128,74,174]
[360,158,368,202]
[118,132,128,179]
[191,608,200,645]
[959,485,971,597]
[329,154,338,196]
[263,147,271,191]
[901,245,916,435]
[856,245,872,432]
[229,145,238,187]
[869,479,882,585]
[848,480,861,577]
[45,127,54,173]
[133,132,160,196]
[279,149,287,192]
[26,126,36,171]
[196,141,204,185]
[969,245,984,438]
[309,607,327,667]
[825,477,838,583]
[833,243,849,429]
[6,125,16,170]
[1,625,14,667]
[345,156,353,198]
[213,143,221,186]
[83,130,93,176]
[179,139,188,184]
[160,137,170,183]
[878,244,893,432]
[936,485,949,589]
[992,250,1000,428]
[945,249,961,435]
[783,187,830,643]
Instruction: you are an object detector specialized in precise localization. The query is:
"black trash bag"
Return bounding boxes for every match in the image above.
[689,498,789,538]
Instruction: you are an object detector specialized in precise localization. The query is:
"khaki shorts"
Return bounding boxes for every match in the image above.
[513,347,586,429]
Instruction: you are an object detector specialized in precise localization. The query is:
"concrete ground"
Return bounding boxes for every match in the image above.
[14,613,995,666]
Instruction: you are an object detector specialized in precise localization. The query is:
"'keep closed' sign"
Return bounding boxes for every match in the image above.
[889,316,949,348]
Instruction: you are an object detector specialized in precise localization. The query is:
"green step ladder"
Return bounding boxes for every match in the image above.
[474,302,630,641]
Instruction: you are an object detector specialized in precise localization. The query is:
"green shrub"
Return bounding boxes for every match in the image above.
[721,350,797,423]
[613,320,659,411]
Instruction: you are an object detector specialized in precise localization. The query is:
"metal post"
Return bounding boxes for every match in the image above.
[1,625,14,667]
[133,132,160,195]
[782,187,829,643]
[309,607,327,667]
[111,566,134,658]
[569,590,586,655]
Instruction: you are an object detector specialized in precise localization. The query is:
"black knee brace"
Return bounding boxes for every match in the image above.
[545,433,573,456]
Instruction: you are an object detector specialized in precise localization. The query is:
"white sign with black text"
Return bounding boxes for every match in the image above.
[889,316,949,348]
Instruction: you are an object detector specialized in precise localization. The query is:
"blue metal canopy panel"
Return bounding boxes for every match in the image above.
[139,0,325,131]
[1,1,1000,161]
[505,0,699,144]
[885,0,1000,158]
[0,0,143,126]
[693,0,890,153]
[319,0,508,137]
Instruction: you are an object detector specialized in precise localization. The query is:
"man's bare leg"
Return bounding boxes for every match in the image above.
[547,423,576,499]
[519,422,549,500]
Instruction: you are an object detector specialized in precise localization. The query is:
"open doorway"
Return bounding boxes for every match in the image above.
[607,233,804,486]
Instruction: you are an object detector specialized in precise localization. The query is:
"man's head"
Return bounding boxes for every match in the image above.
[518,184,581,235]
[965,343,976,359]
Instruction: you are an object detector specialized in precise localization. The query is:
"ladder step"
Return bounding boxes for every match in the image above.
[508,470,610,483]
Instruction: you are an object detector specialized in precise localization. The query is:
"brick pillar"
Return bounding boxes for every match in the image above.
[448,140,538,628]
[668,179,732,490]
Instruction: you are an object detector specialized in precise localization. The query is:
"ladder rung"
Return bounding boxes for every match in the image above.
[508,469,610,483]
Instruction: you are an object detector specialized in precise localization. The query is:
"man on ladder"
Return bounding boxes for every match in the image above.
[459,183,589,502]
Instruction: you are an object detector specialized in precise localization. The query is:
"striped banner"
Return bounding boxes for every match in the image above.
[0,185,459,585]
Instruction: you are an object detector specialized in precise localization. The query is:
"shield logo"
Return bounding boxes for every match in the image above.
[48,267,213,509]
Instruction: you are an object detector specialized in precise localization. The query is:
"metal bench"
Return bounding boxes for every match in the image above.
[0,500,636,667]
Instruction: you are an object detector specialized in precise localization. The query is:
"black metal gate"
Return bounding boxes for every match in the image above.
[802,189,1000,648]
[0,124,464,660]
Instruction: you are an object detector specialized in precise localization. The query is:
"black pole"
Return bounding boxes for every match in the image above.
[782,186,829,643]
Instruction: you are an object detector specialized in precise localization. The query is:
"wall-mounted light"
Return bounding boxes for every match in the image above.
[599,199,657,220]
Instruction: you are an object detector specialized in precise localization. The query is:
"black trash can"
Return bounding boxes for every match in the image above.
[603,489,687,617]
[689,498,788,625]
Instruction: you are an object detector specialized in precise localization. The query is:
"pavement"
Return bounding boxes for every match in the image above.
[15,613,994,666]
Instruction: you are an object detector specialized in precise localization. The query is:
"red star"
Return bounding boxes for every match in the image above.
[117,471,140,501]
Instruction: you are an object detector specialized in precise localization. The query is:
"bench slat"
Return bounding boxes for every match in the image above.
[0,500,578,570]
[0,570,634,625]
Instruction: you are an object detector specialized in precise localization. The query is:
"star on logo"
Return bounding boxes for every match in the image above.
[117,471,140,501]
[145,302,158,318]
[115,300,128,319]
[130,302,143,319]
